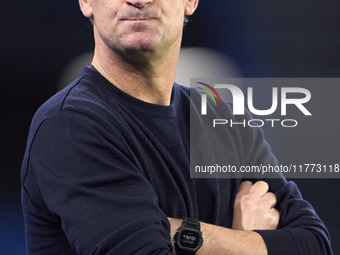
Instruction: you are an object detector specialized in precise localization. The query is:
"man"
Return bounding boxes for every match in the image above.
[21,0,332,254]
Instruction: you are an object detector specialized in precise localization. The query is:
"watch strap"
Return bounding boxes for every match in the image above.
[175,217,202,255]
[182,217,201,231]
[177,249,198,255]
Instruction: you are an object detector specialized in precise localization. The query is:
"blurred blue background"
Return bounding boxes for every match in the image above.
[2,0,340,254]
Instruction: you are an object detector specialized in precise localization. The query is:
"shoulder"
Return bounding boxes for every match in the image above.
[21,66,125,180]
[30,66,121,136]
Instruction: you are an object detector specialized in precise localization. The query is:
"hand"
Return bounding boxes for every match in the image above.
[232,181,279,231]
[168,217,183,249]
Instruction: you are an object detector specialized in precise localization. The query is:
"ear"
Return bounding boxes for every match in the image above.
[184,0,199,16]
[79,0,93,18]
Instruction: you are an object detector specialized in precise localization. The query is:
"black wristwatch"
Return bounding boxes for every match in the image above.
[174,217,203,255]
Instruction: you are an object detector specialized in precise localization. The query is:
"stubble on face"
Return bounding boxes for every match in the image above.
[115,6,164,52]
[94,1,185,59]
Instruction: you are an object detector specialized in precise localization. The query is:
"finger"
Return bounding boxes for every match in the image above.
[269,208,280,229]
[262,192,277,208]
[248,181,269,197]
[235,181,253,199]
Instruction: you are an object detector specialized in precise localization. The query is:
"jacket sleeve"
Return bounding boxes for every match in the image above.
[240,114,333,255]
[24,109,175,255]
[255,178,333,255]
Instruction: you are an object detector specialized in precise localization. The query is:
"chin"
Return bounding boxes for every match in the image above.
[119,32,162,52]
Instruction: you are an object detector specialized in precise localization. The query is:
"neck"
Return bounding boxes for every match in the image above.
[91,35,181,106]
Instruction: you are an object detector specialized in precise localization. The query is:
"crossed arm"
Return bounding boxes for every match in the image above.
[169,181,279,255]
[25,111,332,254]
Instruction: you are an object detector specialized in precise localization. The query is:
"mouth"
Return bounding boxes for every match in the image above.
[123,18,151,21]
[120,17,158,22]
[118,8,161,21]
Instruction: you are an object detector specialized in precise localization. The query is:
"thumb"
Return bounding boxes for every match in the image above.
[235,181,253,199]
[232,181,253,230]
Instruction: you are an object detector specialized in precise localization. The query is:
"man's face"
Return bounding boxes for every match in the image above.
[81,0,197,55]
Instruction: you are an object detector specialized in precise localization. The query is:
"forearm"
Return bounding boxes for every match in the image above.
[169,218,267,255]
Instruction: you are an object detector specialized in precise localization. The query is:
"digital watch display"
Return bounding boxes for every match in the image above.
[174,217,203,255]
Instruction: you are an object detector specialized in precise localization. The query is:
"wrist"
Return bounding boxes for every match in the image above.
[174,217,203,255]
[169,217,183,248]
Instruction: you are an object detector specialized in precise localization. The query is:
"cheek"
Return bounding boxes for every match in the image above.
[164,13,185,39]
[164,4,186,30]
[94,7,120,40]
[93,1,119,25]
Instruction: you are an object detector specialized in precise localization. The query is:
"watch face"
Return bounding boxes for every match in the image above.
[179,230,201,248]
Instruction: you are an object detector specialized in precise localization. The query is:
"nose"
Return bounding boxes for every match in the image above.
[126,0,153,9]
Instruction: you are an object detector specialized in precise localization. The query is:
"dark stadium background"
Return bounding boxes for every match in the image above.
[2,1,339,253]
